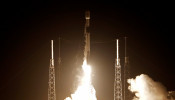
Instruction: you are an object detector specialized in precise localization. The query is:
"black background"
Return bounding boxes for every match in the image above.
[1,1,174,100]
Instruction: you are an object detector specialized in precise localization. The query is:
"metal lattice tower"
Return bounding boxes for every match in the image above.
[114,39,123,100]
[56,37,61,100]
[48,40,56,100]
[123,37,131,100]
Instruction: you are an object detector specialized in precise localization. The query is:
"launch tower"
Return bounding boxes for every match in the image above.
[114,39,123,100]
[48,40,56,100]
[123,37,130,100]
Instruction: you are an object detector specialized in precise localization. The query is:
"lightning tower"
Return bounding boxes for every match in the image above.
[84,10,90,64]
[58,37,61,66]
[123,37,130,100]
[48,40,56,100]
[114,39,123,100]
[56,37,61,100]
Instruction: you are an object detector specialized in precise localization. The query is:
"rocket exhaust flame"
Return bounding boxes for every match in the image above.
[64,60,97,100]
[127,74,168,100]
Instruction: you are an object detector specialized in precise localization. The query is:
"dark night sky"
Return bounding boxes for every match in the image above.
[1,1,174,100]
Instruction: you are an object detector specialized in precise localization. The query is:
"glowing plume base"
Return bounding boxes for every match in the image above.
[64,60,97,100]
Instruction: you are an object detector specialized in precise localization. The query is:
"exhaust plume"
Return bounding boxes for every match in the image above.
[64,60,97,100]
[127,74,168,100]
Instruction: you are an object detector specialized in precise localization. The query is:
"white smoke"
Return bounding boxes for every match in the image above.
[127,74,168,100]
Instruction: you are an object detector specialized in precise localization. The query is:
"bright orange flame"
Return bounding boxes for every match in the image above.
[64,60,97,100]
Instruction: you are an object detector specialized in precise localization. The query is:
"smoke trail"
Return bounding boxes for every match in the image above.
[127,74,168,100]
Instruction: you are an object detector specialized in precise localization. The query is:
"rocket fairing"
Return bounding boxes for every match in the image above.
[84,11,90,64]
[85,11,90,19]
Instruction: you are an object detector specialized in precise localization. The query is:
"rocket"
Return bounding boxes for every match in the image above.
[84,11,90,64]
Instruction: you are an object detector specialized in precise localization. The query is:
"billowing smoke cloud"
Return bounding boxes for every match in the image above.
[127,74,168,100]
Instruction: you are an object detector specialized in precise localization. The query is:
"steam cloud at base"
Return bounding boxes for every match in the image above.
[127,74,168,100]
